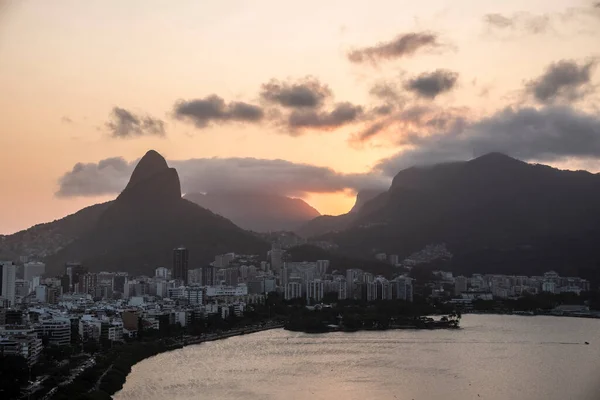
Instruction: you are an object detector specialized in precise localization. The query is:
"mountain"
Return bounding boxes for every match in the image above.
[184,192,320,232]
[312,153,600,280]
[349,189,385,213]
[295,189,385,238]
[45,150,268,276]
[0,202,112,260]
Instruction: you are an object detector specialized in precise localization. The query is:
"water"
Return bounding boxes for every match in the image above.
[114,315,600,400]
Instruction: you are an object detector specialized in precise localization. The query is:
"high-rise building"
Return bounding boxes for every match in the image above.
[202,265,216,286]
[388,254,399,266]
[113,273,128,293]
[270,243,284,275]
[1,261,17,306]
[173,247,189,284]
[65,262,87,293]
[24,261,46,282]
[285,282,302,300]
[306,279,325,303]
[454,276,468,296]
[316,260,330,277]
[82,273,98,295]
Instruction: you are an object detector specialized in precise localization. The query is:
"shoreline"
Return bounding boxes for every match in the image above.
[52,323,286,400]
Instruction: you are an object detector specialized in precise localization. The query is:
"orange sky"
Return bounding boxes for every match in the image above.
[0,0,599,234]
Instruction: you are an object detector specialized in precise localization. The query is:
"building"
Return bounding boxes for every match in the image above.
[173,247,189,284]
[375,253,387,261]
[285,282,302,300]
[36,319,71,347]
[316,260,330,277]
[391,277,413,302]
[188,268,202,285]
[388,254,399,266]
[0,331,43,366]
[306,280,325,303]
[24,261,46,282]
[65,262,87,293]
[202,265,216,286]
[454,276,468,296]
[155,267,171,279]
[270,244,284,275]
[82,273,98,296]
[0,261,16,306]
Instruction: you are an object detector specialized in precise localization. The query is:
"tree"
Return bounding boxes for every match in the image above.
[0,354,29,399]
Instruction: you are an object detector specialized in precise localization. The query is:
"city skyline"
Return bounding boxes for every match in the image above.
[1,0,600,234]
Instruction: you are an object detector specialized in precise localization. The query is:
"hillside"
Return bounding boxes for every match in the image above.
[316,153,600,280]
[184,192,320,232]
[45,150,269,276]
[0,202,112,260]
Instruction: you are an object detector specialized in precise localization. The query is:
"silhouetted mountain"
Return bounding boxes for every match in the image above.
[314,153,600,280]
[295,189,386,238]
[45,150,268,276]
[0,202,111,260]
[349,189,386,213]
[184,192,320,232]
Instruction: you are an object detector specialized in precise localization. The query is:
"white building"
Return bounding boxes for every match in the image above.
[285,282,302,300]
[306,280,325,303]
[205,285,248,297]
[1,261,16,306]
[36,319,71,347]
[542,281,556,293]
[155,267,171,279]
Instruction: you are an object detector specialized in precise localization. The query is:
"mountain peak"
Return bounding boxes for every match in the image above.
[117,150,181,203]
[126,150,169,188]
[471,152,522,165]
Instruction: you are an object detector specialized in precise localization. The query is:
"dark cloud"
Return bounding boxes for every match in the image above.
[404,70,459,99]
[484,12,553,35]
[351,105,468,144]
[374,106,600,176]
[369,82,402,102]
[288,102,363,131]
[173,95,264,128]
[56,157,132,197]
[56,156,389,198]
[527,60,596,104]
[105,107,166,138]
[260,77,332,109]
[347,32,441,64]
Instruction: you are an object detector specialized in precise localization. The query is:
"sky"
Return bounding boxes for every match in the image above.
[0,0,599,234]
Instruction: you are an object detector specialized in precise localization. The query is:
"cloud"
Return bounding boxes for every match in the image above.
[287,102,363,131]
[173,95,264,128]
[105,107,166,138]
[374,106,600,176]
[404,70,459,99]
[484,12,553,35]
[351,105,469,144]
[56,156,390,198]
[56,157,133,197]
[526,59,596,104]
[260,77,332,109]
[347,32,441,64]
[369,82,403,102]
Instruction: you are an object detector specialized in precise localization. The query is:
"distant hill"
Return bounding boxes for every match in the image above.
[44,150,269,276]
[296,189,385,238]
[310,153,600,281]
[184,192,320,232]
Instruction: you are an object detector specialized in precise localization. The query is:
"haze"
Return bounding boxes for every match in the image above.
[1,0,599,234]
